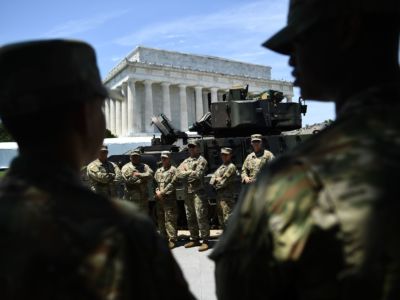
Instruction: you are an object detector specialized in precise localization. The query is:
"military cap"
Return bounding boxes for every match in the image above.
[130,150,141,156]
[263,0,400,54]
[221,147,233,155]
[251,134,263,142]
[161,151,171,158]
[0,39,108,117]
[100,145,108,151]
[187,139,200,147]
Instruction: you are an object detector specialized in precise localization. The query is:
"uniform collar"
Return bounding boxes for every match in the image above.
[337,82,400,119]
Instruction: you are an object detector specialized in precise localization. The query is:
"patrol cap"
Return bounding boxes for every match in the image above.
[161,151,171,158]
[100,145,108,151]
[0,39,108,117]
[251,134,263,142]
[221,147,233,155]
[130,150,141,157]
[187,139,200,147]
[262,0,400,54]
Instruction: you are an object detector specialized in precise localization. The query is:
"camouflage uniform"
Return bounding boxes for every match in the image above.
[178,154,209,241]
[211,85,400,299]
[241,149,274,183]
[121,161,153,214]
[86,158,122,198]
[0,155,195,300]
[210,157,237,228]
[154,164,178,242]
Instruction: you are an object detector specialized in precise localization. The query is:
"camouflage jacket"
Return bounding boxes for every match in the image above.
[210,83,400,300]
[154,165,177,200]
[86,159,122,195]
[121,162,153,192]
[241,149,274,182]
[177,155,208,194]
[0,155,195,300]
[210,163,237,198]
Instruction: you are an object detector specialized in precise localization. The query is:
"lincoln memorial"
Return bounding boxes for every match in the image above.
[103,46,294,136]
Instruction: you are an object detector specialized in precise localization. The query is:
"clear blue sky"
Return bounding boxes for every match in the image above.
[0,0,335,125]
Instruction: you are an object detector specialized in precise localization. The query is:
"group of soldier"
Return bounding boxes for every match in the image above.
[85,134,274,251]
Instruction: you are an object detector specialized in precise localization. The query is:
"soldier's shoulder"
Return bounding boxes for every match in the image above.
[121,162,131,169]
[87,159,100,169]
[229,163,237,170]
[199,155,207,163]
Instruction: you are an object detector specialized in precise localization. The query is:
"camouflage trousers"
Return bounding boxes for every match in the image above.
[91,184,122,199]
[124,190,149,215]
[216,197,235,229]
[184,192,210,241]
[156,198,178,242]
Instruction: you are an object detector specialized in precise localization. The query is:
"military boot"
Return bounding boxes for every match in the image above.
[184,240,200,248]
[198,241,209,252]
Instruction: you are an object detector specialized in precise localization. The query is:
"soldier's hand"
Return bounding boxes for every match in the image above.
[133,172,140,177]
[155,190,164,200]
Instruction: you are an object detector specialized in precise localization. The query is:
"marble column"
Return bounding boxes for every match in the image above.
[121,82,128,136]
[104,98,110,129]
[115,97,122,136]
[211,87,218,103]
[179,84,188,131]
[194,86,204,121]
[110,98,116,134]
[127,78,138,135]
[161,82,171,120]
[144,80,154,133]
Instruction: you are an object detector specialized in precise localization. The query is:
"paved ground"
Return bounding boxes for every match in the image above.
[171,230,222,300]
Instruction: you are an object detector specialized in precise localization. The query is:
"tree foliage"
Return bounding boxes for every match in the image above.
[0,123,14,142]
[105,129,117,138]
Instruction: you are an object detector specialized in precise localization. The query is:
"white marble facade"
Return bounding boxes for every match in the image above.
[104,46,294,136]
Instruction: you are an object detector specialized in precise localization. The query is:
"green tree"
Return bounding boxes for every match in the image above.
[105,129,117,138]
[0,123,14,142]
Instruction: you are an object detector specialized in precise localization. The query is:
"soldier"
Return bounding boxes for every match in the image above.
[121,150,154,214]
[177,139,210,252]
[86,145,122,198]
[241,133,274,184]
[209,147,237,229]
[0,40,194,299]
[154,151,178,249]
[211,0,400,299]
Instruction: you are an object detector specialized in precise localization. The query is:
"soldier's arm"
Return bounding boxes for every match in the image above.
[216,164,237,189]
[241,156,250,182]
[161,168,177,196]
[122,166,141,185]
[209,170,217,186]
[267,151,275,162]
[136,164,154,179]
[87,164,110,184]
[113,163,123,182]
[176,160,190,179]
[188,158,207,181]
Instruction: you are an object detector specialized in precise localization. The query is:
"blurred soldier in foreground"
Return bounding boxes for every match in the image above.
[177,139,210,251]
[241,134,274,184]
[154,151,178,249]
[210,148,237,229]
[87,145,122,198]
[211,0,400,299]
[0,40,194,300]
[121,150,153,214]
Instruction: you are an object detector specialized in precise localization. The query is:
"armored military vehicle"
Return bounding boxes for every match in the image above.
[109,85,311,228]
